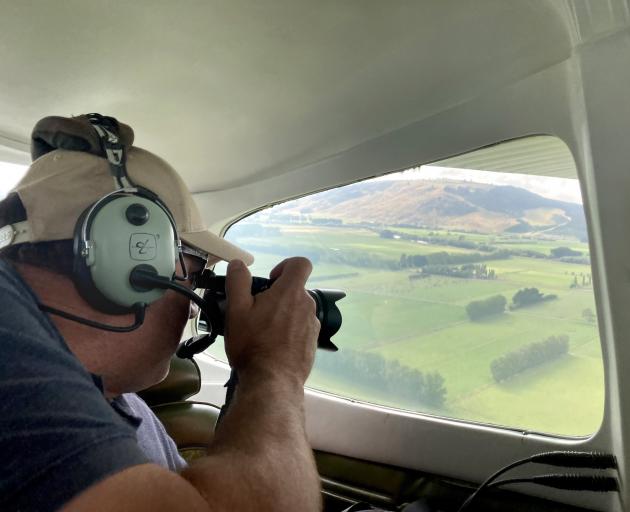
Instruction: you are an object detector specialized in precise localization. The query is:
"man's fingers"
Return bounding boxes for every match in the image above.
[272,257,313,291]
[269,259,289,281]
[225,259,254,313]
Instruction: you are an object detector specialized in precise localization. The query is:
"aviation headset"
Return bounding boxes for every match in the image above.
[34,115,340,357]
[70,114,185,315]
[26,114,207,332]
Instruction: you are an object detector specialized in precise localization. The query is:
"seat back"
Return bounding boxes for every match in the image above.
[139,357,220,462]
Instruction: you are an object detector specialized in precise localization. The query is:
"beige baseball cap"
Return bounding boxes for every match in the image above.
[3,115,253,267]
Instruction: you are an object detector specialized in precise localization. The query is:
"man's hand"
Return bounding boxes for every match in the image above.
[224,257,320,385]
[63,257,324,512]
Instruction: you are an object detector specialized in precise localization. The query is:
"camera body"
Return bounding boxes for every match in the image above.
[177,273,345,359]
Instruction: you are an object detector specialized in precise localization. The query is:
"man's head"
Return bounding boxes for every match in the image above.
[0,114,253,394]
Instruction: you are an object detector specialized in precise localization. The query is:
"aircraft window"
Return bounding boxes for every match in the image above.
[206,136,604,437]
[0,161,28,199]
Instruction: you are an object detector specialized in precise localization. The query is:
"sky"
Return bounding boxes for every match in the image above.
[0,161,583,204]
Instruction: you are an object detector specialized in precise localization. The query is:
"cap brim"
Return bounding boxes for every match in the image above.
[181,230,254,266]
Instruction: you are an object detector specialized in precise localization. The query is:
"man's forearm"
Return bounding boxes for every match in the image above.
[181,367,321,511]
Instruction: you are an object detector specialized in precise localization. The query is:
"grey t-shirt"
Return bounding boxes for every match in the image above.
[0,259,182,511]
[112,393,187,472]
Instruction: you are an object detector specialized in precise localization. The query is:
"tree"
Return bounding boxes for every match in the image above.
[410,254,428,267]
[512,288,544,308]
[424,372,447,407]
[551,246,581,258]
[466,295,507,321]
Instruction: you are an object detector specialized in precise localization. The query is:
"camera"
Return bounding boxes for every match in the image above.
[176,272,345,359]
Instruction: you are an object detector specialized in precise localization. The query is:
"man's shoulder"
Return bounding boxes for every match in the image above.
[0,257,33,295]
[0,258,70,360]
[0,258,148,511]
[115,393,188,472]
[0,259,100,422]
[0,258,52,334]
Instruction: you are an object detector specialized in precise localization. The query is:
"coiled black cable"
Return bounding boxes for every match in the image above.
[457,451,617,511]
[487,474,619,493]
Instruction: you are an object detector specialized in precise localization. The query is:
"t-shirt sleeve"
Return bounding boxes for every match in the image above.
[0,266,149,512]
[122,393,188,472]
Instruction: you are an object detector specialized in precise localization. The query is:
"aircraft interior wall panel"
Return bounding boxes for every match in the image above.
[573,26,630,512]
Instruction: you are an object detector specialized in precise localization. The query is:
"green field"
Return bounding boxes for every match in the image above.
[210,223,604,437]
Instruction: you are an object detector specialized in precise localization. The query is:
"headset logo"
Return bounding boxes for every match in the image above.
[129,233,157,261]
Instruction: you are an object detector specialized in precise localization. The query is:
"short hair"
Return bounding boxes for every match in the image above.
[0,193,74,276]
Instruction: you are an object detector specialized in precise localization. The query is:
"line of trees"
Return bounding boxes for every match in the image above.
[508,248,547,259]
[569,272,592,288]
[315,349,447,408]
[243,240,508,273]
[551,246,581,258]
[399,250,510,268]
[466,295,507,321]
[560,256,591,265]
[490,335,569,382]
[380,229,495,252]
[381,228,591,266]
[311,217,343,226]
[420,263,497,280]
[550,247,590,265]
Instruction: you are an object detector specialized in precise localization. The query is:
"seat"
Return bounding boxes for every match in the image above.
[139,356,220,462]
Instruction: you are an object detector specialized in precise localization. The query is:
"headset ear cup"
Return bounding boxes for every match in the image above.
[72,193,177,314]
[73,202,131,314]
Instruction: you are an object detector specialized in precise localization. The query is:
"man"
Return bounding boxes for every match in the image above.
[0,115,322,511]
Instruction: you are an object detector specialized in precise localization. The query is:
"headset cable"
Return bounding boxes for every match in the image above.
[456,451,617,512]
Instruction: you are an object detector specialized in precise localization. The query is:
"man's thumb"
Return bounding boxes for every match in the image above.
[225,259,253,312]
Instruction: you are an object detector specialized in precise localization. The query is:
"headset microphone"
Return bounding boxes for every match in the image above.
[38,302,146,333]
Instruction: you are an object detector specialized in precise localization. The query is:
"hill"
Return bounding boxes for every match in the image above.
[270,180,587,239]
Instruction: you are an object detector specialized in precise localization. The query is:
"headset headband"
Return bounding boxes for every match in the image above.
[78,116,185,265]
[87,113,134,189]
